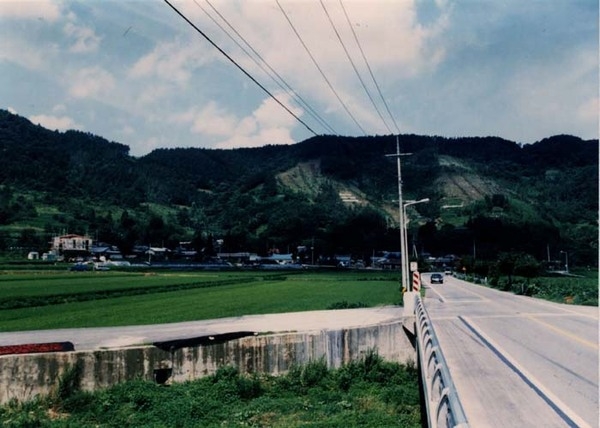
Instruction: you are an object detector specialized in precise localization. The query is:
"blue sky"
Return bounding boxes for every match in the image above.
[1,0,597,156]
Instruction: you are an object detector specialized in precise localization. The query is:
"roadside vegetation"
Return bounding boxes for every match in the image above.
[0,270,402,332]
[494,270,598,306]
[0,353,422,427]
[454,251,599,306]
[460,268,598,306]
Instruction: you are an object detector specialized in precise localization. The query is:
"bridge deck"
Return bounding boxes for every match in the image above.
[423,275,598,428]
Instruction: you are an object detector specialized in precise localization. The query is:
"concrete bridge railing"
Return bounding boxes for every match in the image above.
[414,295,469,428]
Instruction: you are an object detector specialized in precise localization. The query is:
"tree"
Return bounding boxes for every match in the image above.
[19,228,46,252]
[514,253,541,279]
[497,252,518,290]
[496,252,540,294]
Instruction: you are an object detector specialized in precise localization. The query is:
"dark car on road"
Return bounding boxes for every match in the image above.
[430,273,444,284]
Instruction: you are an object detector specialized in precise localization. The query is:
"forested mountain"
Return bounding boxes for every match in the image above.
[0,109,597,267]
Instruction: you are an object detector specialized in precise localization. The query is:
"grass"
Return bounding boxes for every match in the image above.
[478,268,598,306]
[0,353,423,427]
[0,270,402,331]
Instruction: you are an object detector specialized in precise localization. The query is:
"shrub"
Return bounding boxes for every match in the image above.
[212,366,264,400]
[48,361,84,412]
[212,365,240,384]
[236,374,263,400]
[326,300,369,309]
[0,398,49,427]
[300,358,329,388]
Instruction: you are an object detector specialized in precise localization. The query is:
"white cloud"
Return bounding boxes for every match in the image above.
[504,46,599,142]
[190,102,239,138]
[52,104,66,114]
[215,94,300,149]
[192,0,449,134]
[0,0,60,21]
[29,114,82,131]
[135,84,171,108]
[168,102,243,138]
[234,1,446,79]
[26,104,87,135]
[577,96,599,126]
[64,21,101,53]
[215,126,294,149]
[253,93,300,129]
[136,136,163,155]
[167,93,300,150]
[7,106,17,115]
[0,37,46,70]
[129,41,214,86]
[120,125,135,136]
[68,67,115,99]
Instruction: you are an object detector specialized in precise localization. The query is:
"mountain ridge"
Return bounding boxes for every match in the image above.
[0,109,597,266]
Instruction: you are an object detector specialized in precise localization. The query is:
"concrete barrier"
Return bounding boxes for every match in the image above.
[0,319,415,404]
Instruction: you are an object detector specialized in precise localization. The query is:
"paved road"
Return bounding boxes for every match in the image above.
[0,306,403,350]
[422,273,599,428]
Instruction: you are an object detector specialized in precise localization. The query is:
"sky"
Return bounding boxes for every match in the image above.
[1,0,598,157]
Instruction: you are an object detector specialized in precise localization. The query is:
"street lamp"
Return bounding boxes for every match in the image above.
[404,198,430,212]
[403,198,429,289]
[560,250,569,273]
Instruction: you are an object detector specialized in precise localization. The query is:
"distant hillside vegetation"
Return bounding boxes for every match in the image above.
[0,109,597,266]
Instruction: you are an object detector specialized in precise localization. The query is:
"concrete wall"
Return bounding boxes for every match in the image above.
[0,319,415,404]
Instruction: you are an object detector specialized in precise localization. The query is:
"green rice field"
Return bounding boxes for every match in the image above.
[0,269,402,332]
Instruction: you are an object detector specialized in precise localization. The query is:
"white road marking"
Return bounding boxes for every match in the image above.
[425,284,446,302]
[460,316,591,428]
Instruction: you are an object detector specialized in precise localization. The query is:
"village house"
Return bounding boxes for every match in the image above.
[91,242,124,261]
[51,234,92,261]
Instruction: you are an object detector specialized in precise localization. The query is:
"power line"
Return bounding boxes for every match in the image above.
[320,0,392,134]
[163,0,318,136]
[339,0,400,134]
[276,0,366,135]
[198,0,337,135]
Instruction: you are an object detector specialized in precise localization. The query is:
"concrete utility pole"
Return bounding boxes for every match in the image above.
[560,250,569,273]
[386,136,411,291]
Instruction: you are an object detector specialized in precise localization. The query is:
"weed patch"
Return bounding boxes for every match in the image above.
[1,353,422,427]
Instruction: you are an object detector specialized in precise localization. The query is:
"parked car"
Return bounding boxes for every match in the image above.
[69,262,89,272]
[430,273,444,284]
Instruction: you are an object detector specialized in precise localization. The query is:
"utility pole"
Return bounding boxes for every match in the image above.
[560,250,569,273]
[386,136,411,292]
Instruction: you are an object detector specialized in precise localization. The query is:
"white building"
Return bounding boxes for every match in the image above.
[51,234,92,259]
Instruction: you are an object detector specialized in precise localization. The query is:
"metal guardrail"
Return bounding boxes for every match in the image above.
[415,296,469,428]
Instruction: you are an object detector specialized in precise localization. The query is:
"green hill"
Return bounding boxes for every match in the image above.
[0,109,597,266]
